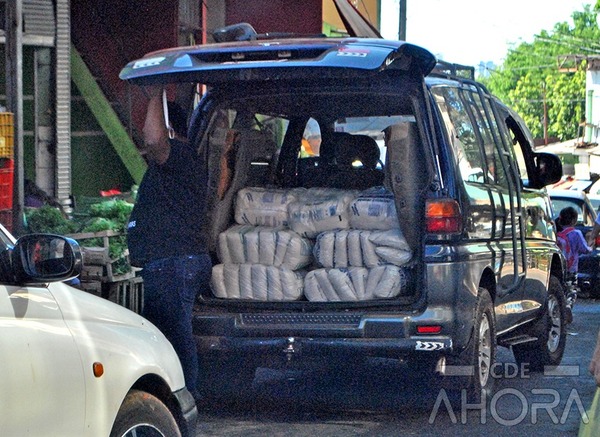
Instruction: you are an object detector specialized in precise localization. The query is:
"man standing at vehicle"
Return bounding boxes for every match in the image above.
[126,86,211,403]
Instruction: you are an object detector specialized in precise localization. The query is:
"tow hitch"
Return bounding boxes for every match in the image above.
[283,337,297,362]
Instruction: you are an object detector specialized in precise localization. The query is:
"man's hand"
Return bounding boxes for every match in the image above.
[590,330,600,386]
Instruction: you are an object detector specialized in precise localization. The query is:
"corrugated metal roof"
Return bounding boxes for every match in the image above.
[0,0,56,46]
[55,0,71,202]
[24,0,56,39]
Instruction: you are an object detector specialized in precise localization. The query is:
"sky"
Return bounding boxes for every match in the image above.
[379,0,595,67]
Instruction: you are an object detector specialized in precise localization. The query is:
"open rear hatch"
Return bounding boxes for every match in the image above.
[120,33,437,309]
[119,38,436,86]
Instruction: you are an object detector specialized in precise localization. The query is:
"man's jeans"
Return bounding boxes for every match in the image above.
[141,254,211,400]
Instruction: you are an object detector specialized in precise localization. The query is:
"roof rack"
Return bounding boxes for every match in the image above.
[431,60,475,80]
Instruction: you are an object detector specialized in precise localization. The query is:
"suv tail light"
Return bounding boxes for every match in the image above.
[595,235,600,248]
[426,199,462,234]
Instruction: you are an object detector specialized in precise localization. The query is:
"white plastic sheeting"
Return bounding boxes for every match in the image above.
[349,188,400,230]
[287,189,358,238]
[235,187,303,227]
[211,186,412,302]
[211,264,306,301]
[313,229,412,268]
[304,265,408,302]
[217,225,313,270]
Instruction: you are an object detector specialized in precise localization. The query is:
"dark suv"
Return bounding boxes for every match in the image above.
[121,30,566,399]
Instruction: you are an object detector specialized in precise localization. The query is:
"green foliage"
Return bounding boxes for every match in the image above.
[80,199,133,276]
[25,198,135,277]
[88,199,133,228]
[25,206,78,235]
[484,5,598,142]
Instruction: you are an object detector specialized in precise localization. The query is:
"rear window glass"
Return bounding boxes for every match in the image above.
[199,88,417,189]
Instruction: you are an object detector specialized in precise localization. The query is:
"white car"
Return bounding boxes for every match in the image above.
[0,226,197,436]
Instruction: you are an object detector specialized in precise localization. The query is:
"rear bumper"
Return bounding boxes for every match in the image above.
[196,334,454,360]
[193,311,460,363]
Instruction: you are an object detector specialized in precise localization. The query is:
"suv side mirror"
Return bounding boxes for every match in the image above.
[12,234,83,283]
[534,152,562,188]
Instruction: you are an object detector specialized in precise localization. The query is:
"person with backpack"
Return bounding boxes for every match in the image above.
[556,207,592,322]
[557,207,592,274]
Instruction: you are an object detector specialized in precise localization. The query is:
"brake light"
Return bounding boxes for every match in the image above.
[417,325,442,334]
[426,199,462,234]
[596,236,600,247]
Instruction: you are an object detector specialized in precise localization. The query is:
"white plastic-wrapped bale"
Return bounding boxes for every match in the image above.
[235,187,304,227]
[349,188,400,230]
[211,263,305,301]
[287,189,357,238]
[217,225,313,270]
[314,229,412,268]
[218,225,255,264]
[304,265,407,302]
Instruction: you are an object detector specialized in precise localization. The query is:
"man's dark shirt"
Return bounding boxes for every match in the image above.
[127,139,208,266]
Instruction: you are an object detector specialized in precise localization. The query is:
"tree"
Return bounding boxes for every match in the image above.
[483,5,600,142]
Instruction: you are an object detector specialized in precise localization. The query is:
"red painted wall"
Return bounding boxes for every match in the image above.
[225,0,323,35]
[71,0,323,141]
[71,0,180,135]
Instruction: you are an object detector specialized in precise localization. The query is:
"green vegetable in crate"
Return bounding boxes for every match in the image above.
[81,216,131,276]
[83,217,120,233]
[89,199,133,225]
[25,205,77,234]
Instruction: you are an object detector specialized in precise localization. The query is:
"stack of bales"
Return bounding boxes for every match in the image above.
[211,186,413,302]
[211,187,312,301]
[304,187,412,302]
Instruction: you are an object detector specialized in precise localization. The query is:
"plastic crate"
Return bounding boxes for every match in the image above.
[0,159,14,209]
[0,113,14,158]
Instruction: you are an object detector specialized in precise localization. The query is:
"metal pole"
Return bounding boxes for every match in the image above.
[542,83,548,145]
[398,0,407,41]
[586,90,594,143]
[6,0,24,235]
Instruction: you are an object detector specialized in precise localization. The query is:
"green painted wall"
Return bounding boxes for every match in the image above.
[0,46,137,198]
[71,82,136,196]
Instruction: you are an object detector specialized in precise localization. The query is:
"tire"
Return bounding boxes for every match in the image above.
[590,279,600,299]
[109,390,181,437]
[444,288,496,402]
[512,275,567,372]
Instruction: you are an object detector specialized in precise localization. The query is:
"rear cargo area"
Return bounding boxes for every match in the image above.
[197,86,426,305]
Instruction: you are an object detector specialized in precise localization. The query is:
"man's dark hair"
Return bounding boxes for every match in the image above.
[558,206,578,227]
[167,102,188,138]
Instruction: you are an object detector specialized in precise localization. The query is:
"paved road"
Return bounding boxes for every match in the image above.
[195,299,600,436]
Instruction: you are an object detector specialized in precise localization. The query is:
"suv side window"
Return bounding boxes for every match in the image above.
[498,117,530,183]
[466,90,509,188]
[432,87,487,184]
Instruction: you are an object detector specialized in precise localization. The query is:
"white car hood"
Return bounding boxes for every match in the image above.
[47,281,186,427]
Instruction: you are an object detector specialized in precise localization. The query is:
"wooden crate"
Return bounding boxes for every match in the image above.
[107,276,144,314]
[67,229,134,282]
[78,280,103,298]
